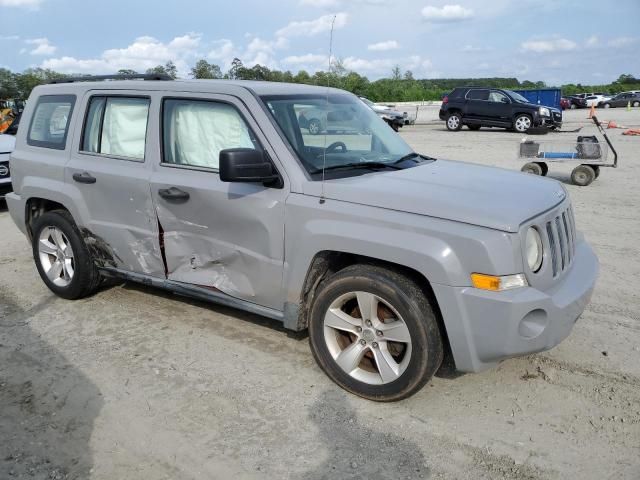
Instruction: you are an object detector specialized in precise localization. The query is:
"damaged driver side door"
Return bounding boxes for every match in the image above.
[150,94,286,310]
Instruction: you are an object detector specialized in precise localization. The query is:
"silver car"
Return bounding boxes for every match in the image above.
[6,76,598,401]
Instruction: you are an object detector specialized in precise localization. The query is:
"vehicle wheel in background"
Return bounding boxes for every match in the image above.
[571,165,596,186]
[603,103,611,109]
[633,101,640,107]
[446,112,462,131]
[308,118,322,135]
[308,264,444,402]
[570,103,577,109]
[467,124,481,131]
[521,162,543,176]
[513,114,532,133]
[31,210,101,300]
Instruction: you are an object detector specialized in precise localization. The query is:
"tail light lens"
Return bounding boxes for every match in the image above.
[442,96,449,104]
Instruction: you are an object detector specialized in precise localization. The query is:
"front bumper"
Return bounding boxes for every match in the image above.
[5,191,27,235]
[432,238,598,372]
[0,178,11,199]
[536,111,563,129]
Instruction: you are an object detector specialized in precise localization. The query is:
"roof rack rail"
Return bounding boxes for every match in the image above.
[48,73,173,84]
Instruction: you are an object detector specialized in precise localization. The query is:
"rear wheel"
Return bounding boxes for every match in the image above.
[603,103,611,109]
[467,124,481,131]
[31,210,101,299]
[446,112,462,131]
[633,101,640,107]
[571,165,596,186]
[308,118,322,135]
[308,264,443,402]
[570,103,577,110]
[513,114,532,133]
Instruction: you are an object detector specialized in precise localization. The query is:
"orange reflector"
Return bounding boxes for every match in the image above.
[471,273,501,291]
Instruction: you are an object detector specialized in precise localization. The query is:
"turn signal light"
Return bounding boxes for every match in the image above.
[471,273,528,292]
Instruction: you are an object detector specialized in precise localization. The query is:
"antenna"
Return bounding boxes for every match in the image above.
[320,14,336,205]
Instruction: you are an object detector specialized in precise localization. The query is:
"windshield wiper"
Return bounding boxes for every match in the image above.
[392,152,435,165]
[311,161,403,174]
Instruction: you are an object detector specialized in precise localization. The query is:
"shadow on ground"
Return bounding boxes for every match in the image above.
[0,289,103,479]
[302,389,430,480]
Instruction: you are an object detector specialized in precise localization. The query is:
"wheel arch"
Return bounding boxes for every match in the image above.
[25,197,73,241]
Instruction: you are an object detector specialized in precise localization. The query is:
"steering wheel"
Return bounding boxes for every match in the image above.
[326,141,347,153]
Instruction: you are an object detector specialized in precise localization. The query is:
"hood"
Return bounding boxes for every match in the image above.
[0,134,16,153]
[304,159,566,232]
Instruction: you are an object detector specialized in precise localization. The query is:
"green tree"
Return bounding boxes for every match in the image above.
[117,69,138,75]
[146,61,178,79]
[190,59,222,79]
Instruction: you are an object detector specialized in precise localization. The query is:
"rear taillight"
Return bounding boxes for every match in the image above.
[442,96,449,104]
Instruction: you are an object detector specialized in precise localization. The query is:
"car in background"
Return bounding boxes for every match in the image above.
[585,94,613,107]
[297,103,365,135]
[566,95,587,109]
[560,97,571,110]
[359,97,407,131]
[439,87,562,132]
[598,92,640,108]
[0,134,15,199]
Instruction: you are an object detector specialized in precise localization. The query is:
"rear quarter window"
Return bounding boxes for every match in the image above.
[27,95,76,150]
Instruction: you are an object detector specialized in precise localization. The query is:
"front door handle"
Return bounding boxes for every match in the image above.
[158,187,190,201]
[72,172,97,184]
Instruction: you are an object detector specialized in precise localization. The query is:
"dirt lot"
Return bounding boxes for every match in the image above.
[1,107,639,479]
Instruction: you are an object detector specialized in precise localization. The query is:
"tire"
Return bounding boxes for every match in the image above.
[570,103,576,110]
[513,114,532,133]
[589,165,600,178]
[538,162,548,176]
[467,124,481,131]
[603,103,611,109]
[31,210,101,300]
[633,101,640,108]
[308,264,443,402]
[445,112,463,131]
[521,162,543,176]
[571,165,596,186]
[308,118,322,135]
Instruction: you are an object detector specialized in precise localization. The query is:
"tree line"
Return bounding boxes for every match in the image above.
[1,58,638,102]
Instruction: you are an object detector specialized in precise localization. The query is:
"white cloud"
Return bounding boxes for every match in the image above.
[299,0,339,6]
[461,44,491,52]
[521,37,577,53]
[42,34,201,75]
[282,53,328,65]
[608,36,637,48]
[26,37,56,55]
[367,40,399,51]
[422,4,474,23]
[276,12,348,37]
[0,0,41,7]
[586,35,599,47]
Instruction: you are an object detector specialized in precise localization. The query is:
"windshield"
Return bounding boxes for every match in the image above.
[505,90,530,103]
[260,93,416,178]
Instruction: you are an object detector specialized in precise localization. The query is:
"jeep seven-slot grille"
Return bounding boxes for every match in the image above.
[545,206,576,277]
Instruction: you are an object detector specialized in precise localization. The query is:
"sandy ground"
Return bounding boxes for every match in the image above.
[1,107,639,479]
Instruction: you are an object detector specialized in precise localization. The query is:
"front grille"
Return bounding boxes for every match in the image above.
[553,112,562,122]
[544,206,576,277]
[0,161,9,179]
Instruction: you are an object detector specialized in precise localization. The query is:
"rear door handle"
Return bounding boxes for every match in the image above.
[158,187,190,201]
[72,172,97,184]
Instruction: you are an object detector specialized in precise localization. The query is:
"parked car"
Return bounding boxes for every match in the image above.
[0,134,15,199]
[584,94,612,107]
[598,92,640,108]
[566,95,587,109]
[359,97,407,131]
[560,97,571,110]
[6,75,598,401]
[439,87,563,132]
[297,103,364,135]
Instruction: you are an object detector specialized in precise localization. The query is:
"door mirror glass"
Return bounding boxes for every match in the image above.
[219,148,278,183]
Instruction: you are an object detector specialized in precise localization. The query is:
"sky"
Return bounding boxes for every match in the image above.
[0,0,638,85]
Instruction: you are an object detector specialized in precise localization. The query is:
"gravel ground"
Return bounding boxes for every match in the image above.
[1,107,639,479]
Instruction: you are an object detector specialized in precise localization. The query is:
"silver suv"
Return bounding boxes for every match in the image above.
[6,75,598,401]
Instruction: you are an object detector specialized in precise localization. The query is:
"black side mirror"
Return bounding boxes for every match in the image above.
[219,148,280,185]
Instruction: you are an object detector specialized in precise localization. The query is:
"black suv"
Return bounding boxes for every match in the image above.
[439,87,562,133]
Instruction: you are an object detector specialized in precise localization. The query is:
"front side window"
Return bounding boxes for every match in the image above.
[489,91,509,103]
[27,95,76,150]
[82,96,150,160]
[162,99,259,169]
[261,93,424,179]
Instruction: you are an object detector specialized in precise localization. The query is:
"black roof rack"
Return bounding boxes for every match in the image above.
[48,73,173,84]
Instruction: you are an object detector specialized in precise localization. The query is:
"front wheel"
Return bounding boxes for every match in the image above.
[31,210,101,299]
[446,112,462,131]
[308,264,444,402]
[633,101,640,107]
[603,103,611,109]
[308,118,322,135]
[513,114,532,133]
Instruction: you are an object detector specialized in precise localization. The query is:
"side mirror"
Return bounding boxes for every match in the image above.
[219,148,279,184]
[501,97,510,104]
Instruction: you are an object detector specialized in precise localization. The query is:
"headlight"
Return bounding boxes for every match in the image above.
[539,107,550,117]
[525,227,543,272]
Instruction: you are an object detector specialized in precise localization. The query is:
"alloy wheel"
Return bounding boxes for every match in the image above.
[514,116,532,132]
[38,226,75,287]
[323,291,412,385]
[447,115,460,129]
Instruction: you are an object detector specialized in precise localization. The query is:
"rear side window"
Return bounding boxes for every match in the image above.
[81,96,150,160]
[27,95,76,150]
[467,89,489,101]
[162,99,259,170]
